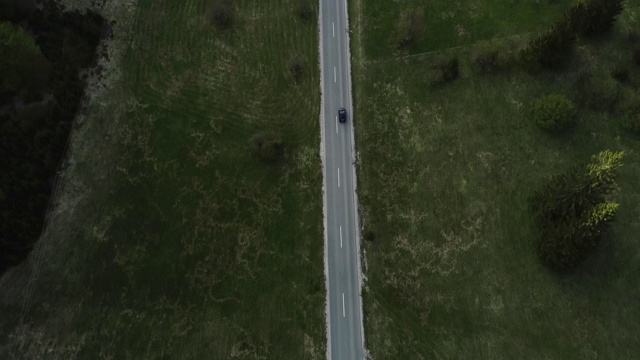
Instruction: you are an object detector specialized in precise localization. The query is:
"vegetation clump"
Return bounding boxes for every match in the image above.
[396,7,425,49]
[610,64,629,83]
[621,111,640,134]
[429,56,459,86]
[296,1,314,21]
[0,22,50,95]
[473,41,509,73]
[520,0,624,71]
[289,55,305,80]
[0,2,105,274]
[533,150,624,270]
[249,131,285,163]
[520,23,575,71]
[633,49,640,67]
[532,94,577,132]
[208,0,234,29]
[563,0,624,37]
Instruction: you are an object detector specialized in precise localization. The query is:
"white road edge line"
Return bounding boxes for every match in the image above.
[340,226,343,248]
[337,168,340,188]
[342,293,346,317]
[336,116,338,134]
[342,0,367,352]
[333,22,335,37]
[334,66,336,83]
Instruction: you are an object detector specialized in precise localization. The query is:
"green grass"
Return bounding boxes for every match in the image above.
[0,0,325,358]
[352,0,640,358]
[363,0,573,59]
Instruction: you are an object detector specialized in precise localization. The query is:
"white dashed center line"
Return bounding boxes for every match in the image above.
[342,293,346,317]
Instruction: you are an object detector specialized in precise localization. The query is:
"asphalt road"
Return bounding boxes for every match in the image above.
[319,0,365,359]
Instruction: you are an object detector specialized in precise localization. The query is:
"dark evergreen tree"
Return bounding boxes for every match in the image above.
[534,151,624,270]
[520,22,576,70]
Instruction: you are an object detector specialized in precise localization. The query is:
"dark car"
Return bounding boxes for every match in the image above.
[338,108,347,123]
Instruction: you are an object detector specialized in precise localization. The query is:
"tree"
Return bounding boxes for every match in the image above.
[429,56,459,86]
[534,150,624,270]
[0,21,50,95]
[0,0,37,21]
[396,7,425,49]
[586,149,624,193]
[520,23,576,70]
[532,93,577,133]
[0,5,105,275]
[563,0,624,37]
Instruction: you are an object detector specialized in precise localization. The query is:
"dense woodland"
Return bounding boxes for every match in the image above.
[0,1,106,275]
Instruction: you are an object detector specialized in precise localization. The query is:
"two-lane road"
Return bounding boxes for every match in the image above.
[319,0,365,359]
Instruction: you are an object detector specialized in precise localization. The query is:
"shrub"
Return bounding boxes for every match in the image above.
[519,23,575,71]
[208,0,233,29]
[473,41,507,73]
[364,230,375,242]
[611,64,629,83]
[289,56,305,80]
[532,94,577,132]
[562,0,624,38]
[440,57,459,81]
[396,7,425,49]
[429,56,459,86]
[633,48,640,67]
[621,111,640,134]
[249,131,284,162]
[296,1,314,21]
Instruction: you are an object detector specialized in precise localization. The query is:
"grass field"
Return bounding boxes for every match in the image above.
[362,0,573,59]
[351,0,640,358]
[0,0,325,358]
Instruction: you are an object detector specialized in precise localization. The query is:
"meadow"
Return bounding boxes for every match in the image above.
[351,0,640,358]
[0,0,326,358]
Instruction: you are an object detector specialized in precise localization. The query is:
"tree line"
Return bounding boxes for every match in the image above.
[0,1,106,275]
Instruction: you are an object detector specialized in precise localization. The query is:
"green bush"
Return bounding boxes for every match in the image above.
[208,0,233,29]
[473,41,508,73]
[611,64,629,83]
[532,94,577,132]
[249,131,284,163]
[621,111,640,134]
[364,230,375,242]
[561,0,623,38]
[429,56,459,86]
[520,23,575,71]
